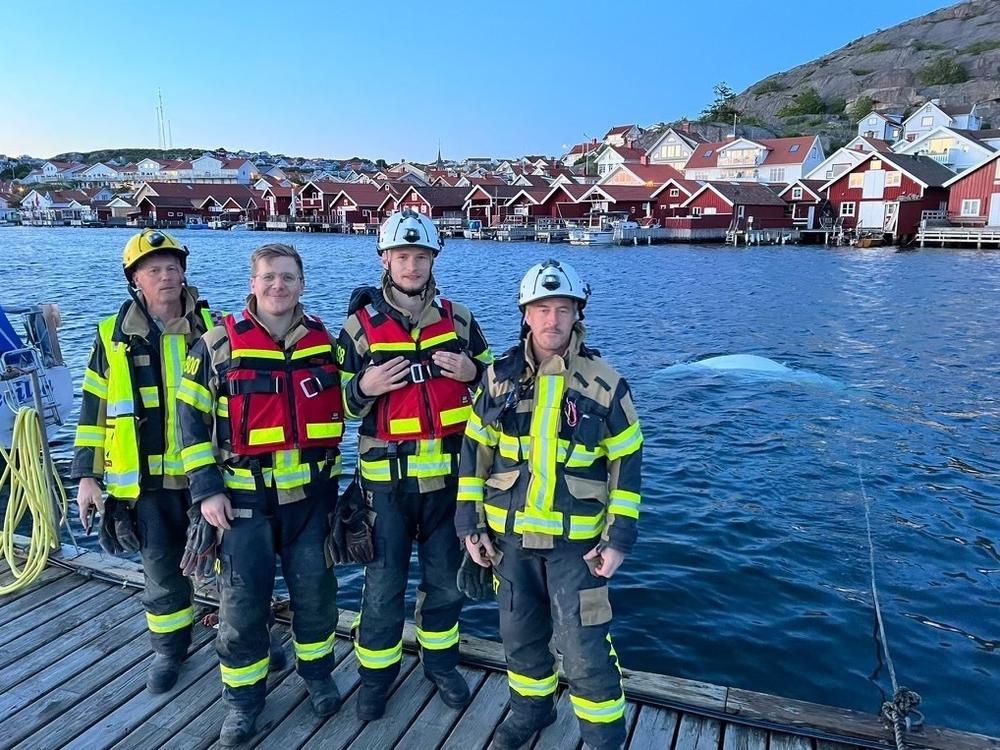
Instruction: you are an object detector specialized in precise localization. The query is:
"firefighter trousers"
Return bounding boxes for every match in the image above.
[216,485,338,711]
[134,488,194,659]
[355,486,465,689]
[493,535,626,750]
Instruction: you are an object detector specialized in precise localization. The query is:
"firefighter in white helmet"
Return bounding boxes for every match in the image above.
[336,209,494,721]
[456,259,643,750]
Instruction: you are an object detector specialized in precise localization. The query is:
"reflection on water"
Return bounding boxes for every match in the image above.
[5,227,999,734]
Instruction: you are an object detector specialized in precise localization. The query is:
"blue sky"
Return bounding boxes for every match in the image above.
[1,0,952,161]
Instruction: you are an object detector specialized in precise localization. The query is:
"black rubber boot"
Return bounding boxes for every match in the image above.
[269,630,288,672]
[146,652,183,694]
[424,668,471,709]
[491,708,558,750]
[304,676,342,716]
[219,708,259,747]
[356,683,388,722]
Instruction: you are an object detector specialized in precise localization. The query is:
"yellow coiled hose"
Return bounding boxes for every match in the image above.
[0,406,68,594]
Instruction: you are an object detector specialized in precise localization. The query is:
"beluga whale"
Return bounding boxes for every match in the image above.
[658,354,840,387]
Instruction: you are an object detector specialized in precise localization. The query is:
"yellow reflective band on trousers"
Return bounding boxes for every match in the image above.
[415,623,459,650]
[507,670,558,697]
[99,315,142,500]
[294,632,336,661]
[519,374,563,533]
[146,606,194,634]
[355,639,403,669]
[220,656,269,688]
[569,692,626,723]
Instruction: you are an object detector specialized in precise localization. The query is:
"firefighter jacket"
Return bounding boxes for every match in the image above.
[455,325,643,554]
[72,286,216,499]
[337,280,493,494]
[177,298,342,504]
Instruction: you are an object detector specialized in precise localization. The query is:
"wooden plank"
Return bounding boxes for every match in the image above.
[769,732,812,750]
[726,688,1000,750]
[628,704,679,750]
[622,669,728,714]
[440,671,511,750]
[299,654,418,750]
[532,689,580,750]
[721,723,767,750]
[110,631,299,750]
[394,666,485,749]
[0,612,151,741]
[249,645,361,750]
[0,584,133,668]
[0,571,87,628]
[7,621,215,750]
[0,578,114,647]
[346,659,439,749]
[0,564,69,603]
[672,714,722,750]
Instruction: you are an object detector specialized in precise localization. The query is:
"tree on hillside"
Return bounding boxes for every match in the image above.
[847,95,876,123]
[700,81,739,122]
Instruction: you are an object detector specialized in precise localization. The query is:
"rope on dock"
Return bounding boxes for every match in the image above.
[858,464,923,750]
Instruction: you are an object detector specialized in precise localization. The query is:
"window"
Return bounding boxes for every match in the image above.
[868,116,877,125]
[961,199,981,216]
[703,149,714,158]
[669,188,679,197]
[705,207,717,215]
[789,144,800,153]
[995,160,1000,178]
[871,159,882,170]
[885,171,901,187]
[849,173,865,189]
[792,187,803,199]
[840,202,856,217]
[691,206,703,216]
[921,116,934,127]
[768,168,785,182]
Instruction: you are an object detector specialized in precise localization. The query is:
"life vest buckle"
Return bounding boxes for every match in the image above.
[409,362,427,384]
[300,376,322,399]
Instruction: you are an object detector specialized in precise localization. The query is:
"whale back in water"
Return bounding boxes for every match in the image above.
[658,354,840,387]
[690,354,793,373]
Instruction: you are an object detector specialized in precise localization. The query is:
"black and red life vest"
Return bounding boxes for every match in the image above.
[223,310,343,456]
[357,299,472,441]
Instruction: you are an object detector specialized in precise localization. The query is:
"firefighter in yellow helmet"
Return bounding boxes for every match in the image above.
[72,229,224,694]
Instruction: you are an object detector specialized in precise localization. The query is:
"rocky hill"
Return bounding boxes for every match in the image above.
[725,0,1000,146]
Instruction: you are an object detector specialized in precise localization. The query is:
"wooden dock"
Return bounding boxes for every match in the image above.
[1,545,997,750]
[915,226,1000,248]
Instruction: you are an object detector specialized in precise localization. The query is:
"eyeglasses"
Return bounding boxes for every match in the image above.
[253,272,302,286]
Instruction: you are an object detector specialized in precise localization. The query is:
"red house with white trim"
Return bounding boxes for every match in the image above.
[578,184,659,222]
[328,184,385,225]
[298,180,344,217]
[503,188,552,221]
[778,179,828,229]
[820,152,953,236]
[680,182,791,228]
[396,186,467,222]
[463,184,523,225]
[942,150,1000,226]
[648,175,702,221]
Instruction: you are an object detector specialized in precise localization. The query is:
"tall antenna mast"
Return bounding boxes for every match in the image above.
[156,89,167,150]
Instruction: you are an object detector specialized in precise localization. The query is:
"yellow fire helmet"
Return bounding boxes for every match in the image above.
[122,229,188,283]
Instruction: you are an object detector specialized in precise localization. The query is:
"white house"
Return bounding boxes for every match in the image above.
[594,145,645,177]
[805,135,892,181]
[683,136,825,184]
[602,124,642,148]
[856,110,903,141]
[77,163,122,187]
[892,126,994,173]
[643,126,706,170]
[901,100,981,142]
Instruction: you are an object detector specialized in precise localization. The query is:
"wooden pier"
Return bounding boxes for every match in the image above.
[1,545,998,750]
[915,226,1000,248]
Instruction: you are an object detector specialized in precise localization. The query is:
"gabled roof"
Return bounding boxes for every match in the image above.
[941,102,975,116]
[399,186,468,208]
[600,164,683,187]
[649,176,703,200]
[643,127,706,158]
[777,179,827,201]
[463,184,522,203]
[580,183,660,203]
[504,187,551,207]
[682,181,786,208]
[860,110,903,126]
[329,183,386,207]
[819,151,955,193]
[856,136,893,153]
[540,183,590,205]
[685,136,819,169]
[895,126,996,156]
[604,124,638,137]
[515,175,552,189]
[943,149,1000,188]
[597,145,645,163]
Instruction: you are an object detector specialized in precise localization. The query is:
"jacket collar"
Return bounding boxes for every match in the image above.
[244,295,309,348]
[523,323,587,377]
[378,275,443,328]
[120,285,201,340]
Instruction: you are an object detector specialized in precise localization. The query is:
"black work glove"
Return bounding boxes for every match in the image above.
[180,504,218,579]
[456,549,494,601]
[325,477,374,565]
[98,498,140,556]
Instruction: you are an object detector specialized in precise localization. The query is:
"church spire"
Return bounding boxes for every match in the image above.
[435,141,444,169]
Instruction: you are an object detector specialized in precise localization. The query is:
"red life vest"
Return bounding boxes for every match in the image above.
[357,299,472,441]
[223,310,343,456]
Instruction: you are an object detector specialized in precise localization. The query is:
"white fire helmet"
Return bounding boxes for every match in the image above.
[518,259,591,310]
[377,209,443,256]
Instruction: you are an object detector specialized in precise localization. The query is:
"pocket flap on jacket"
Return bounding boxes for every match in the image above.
[485,470,520,491]
[564,474,608,503]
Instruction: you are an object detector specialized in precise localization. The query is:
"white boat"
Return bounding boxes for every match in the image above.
[463,219,483,239]
[568,227,615,245]
[229,222,252,231]
[568,214,639,246]
[0,303,74,448]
